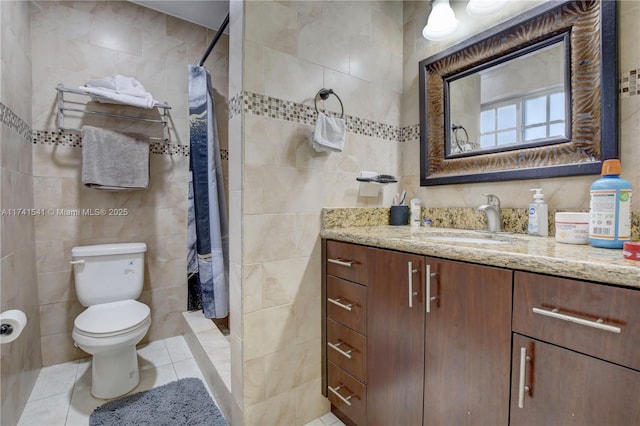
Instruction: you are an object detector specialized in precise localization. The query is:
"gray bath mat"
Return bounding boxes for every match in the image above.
[89,377,227,426]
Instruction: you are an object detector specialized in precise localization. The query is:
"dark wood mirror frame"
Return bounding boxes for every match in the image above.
[419,0,618,186]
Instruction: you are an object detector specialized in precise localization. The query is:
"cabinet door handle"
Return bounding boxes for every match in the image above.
[328,258,353,268]
[518,347,531,408]
[327,297,353,312]
[328,340,353,359]
[408,262,418,307]
[425,264,437,313]
[532,307,621,334]
[328,384,355,406]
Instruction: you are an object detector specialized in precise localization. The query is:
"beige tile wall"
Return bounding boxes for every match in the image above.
[29,1,229,366]
[236,1,404,424]
[0,1,42,425]
[401,0,640,211]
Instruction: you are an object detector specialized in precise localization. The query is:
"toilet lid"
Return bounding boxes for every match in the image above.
[75,300,150,335]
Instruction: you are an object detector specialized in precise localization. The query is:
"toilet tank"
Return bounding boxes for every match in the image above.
[71,243,147,307]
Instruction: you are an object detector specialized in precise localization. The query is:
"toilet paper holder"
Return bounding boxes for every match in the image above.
[0,323,14,336]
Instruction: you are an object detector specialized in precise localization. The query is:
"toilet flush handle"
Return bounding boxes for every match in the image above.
[70,259,85,265]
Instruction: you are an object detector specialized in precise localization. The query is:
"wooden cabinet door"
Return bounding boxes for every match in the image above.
[367,248,425,426]
[511,334,640,426]
[423,257,512,426]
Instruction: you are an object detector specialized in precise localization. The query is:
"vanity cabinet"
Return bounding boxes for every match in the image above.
[367,248,425,426]
[322,240,640,425]
[511,272,640,425]
[423,257,512,426]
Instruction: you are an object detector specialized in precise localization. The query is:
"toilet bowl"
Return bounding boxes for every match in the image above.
[73,299,151,398]
[70,243,150,399]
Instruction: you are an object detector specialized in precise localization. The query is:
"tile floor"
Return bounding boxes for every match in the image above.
[17,335,344,426]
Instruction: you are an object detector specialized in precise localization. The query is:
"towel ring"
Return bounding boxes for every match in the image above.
[314,88,344,119]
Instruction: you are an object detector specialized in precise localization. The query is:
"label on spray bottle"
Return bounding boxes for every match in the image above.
[589,189,632,239]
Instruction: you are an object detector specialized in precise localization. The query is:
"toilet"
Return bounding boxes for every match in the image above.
[70,242,151,399]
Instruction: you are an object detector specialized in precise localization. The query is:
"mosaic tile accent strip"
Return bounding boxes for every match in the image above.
[0,102,32,141]
[149,142,190,156]
[33,130,82,147]
[242,91,402,142]
[620,68,639,97]
[229,93,242,119]
[33,130,190,156]
[400,124,420,143]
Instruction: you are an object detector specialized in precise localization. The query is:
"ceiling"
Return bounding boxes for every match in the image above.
[128,1,229,31]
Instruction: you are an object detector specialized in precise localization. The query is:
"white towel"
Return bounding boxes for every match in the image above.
[312,112,346,152]
[78,75,158,109]
[81,126,150,191]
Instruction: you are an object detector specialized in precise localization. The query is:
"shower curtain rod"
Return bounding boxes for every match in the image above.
[198,13,230,67]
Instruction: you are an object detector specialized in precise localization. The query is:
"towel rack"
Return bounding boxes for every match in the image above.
[56,84,172,142]
[314,88,344,119]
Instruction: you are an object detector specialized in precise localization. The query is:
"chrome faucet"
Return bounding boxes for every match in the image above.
[477,194,502,233]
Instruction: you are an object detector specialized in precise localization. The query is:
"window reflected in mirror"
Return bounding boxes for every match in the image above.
[447,40,568,157]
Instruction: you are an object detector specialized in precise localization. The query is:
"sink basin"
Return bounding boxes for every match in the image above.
[419,231,518,245]
[424,235,510,245]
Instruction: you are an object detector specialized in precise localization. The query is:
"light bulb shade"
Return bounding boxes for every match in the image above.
[422,0,459,41]
[466,0,508,16]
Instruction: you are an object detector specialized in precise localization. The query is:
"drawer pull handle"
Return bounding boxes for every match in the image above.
[532,307,621,334]
[328,258,354,268]
[518,347,531,408]
[328,341,353,359]
[328,384,355,406]
[327,297,354,312]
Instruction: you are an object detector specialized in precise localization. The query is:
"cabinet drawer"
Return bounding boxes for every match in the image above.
[513,272,640,370]
[326,241,368,284]
[327,319,366,383]
[328,362,366,426]
[327,276,366,335]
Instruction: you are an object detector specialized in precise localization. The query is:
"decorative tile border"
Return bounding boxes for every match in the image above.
[620,68,639,97]
[149,143,190,156]
[242,91,402,142]
[33,130,191,156]
[400,124,420,143]
[31,130,230,159]
[0,102,32,141]
[32,130,82,147]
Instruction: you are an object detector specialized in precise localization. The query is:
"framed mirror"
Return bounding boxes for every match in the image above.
[419,0,618,186]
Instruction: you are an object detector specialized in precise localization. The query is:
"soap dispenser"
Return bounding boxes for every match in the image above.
[528,188,548,237]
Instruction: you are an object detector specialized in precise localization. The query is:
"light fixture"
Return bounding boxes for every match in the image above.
[422,0,459,41]
[466,0,508,17]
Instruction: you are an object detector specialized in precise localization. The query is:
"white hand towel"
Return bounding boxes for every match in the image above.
[78,75,158,109]
[312,112,346,153]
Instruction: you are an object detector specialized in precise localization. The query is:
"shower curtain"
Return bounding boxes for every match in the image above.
[187,64,229,319]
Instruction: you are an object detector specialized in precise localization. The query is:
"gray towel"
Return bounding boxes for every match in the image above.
[81,126,150,190]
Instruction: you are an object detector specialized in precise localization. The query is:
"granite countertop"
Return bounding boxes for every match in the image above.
[320,225,640,289]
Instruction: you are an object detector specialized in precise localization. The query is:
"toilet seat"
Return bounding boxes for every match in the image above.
[74,299,150,338]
